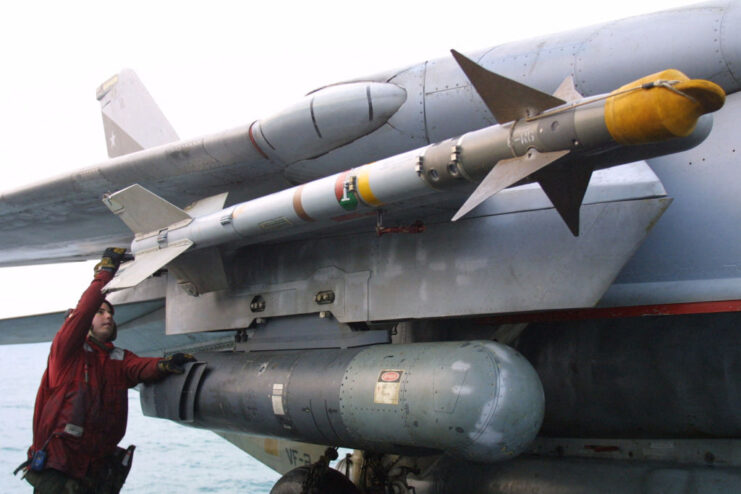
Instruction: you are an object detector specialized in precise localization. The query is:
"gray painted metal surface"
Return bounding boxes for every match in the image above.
[529,438,741,467]
[0,300,162,346]
[0,298,231,357]
[214,432,328,475]
[142,341,544,463]
[165,193,668,334]
[413,456,741,494]
[602,91,741,306]
[0,272,232,354]
[513,312,741,438]
[236,314,390,351]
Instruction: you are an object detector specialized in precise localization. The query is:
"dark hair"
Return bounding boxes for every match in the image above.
[66,300,114,320]
[102,300,117,341]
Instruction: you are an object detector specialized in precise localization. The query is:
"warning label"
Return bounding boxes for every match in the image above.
[272,383,285,416]
[374,369,403,405]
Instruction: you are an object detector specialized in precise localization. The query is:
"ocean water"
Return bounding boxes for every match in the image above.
[0,342,280,493]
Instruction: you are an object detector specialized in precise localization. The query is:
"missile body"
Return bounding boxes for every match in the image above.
[141,340,545,463]
[105,69,724,292]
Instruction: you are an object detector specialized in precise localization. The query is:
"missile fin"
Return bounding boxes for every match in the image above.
[553,75,583,102]
[104,239,193,293]
[184,192,229,218]
[452,149,569,221]
[103,184,192,235]
[534,161,594,236]
[451,49,566,122]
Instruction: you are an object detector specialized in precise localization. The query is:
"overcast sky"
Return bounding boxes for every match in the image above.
[0,0,700,318]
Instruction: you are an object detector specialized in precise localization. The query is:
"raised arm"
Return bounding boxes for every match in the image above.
[47,248,128,385]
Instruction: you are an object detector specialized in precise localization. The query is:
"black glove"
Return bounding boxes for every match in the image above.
[94,247,133,274]
[157,353,196,374]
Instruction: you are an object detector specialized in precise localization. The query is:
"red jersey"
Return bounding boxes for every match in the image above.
[30,270,164,480]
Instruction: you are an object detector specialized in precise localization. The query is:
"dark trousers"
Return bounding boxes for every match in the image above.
[25,468,94,494]
[23,447,132,493]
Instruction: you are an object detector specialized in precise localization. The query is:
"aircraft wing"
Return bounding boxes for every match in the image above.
[0,69,407,267]
[0,123,292,266]
[0,275,232,353]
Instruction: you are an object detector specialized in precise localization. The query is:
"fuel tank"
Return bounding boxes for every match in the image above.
[141,340,544,463]
[251,82,406,164]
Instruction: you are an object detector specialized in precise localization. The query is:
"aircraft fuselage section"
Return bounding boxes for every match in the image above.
[289,1,741,182]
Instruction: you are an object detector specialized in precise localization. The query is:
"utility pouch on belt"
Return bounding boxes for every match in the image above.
[13,449,45,486]
[98,445,135,494]
[30,450,47,472]
[15,434,55,478]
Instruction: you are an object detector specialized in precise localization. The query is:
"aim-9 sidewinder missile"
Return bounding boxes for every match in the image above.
[104,51,725,293]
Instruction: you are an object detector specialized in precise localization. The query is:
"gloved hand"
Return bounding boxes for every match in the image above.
[157,353,197,374]
[94,247,133,274]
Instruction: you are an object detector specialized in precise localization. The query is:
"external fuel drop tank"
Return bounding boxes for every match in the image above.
[141,340,544,463]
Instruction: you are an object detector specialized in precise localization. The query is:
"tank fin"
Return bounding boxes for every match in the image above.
[451,49,565,123]
[96,69,179,158]
[534,160,594,236]
[451,149,569,222]
[103,184,192,235]
[215,433,329,475]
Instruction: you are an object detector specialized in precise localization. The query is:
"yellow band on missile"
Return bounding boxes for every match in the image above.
[357,166,384,207]
[604,69,725,145]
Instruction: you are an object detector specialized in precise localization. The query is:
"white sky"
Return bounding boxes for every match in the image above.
[0,0,701,317]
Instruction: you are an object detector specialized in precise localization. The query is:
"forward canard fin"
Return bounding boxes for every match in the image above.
[451,49,566,123]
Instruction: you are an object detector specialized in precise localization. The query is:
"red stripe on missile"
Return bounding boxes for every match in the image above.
[292,185,314,222]
[335,171,349,202]
[475,300,741,324]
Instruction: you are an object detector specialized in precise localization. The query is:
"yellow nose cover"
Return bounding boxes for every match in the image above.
[604,69,725,145]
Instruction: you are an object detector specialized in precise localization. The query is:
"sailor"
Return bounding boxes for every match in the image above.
[17,248,196,493]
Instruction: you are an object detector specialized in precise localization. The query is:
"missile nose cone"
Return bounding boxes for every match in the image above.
[675,78,726,114]
[604,69,726,145]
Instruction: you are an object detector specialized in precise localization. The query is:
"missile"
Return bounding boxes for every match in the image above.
[103,55,725,293]
[140,340,545,463]
[446,50,724,228]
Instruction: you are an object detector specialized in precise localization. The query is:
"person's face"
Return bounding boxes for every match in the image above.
[90,303,115,342]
